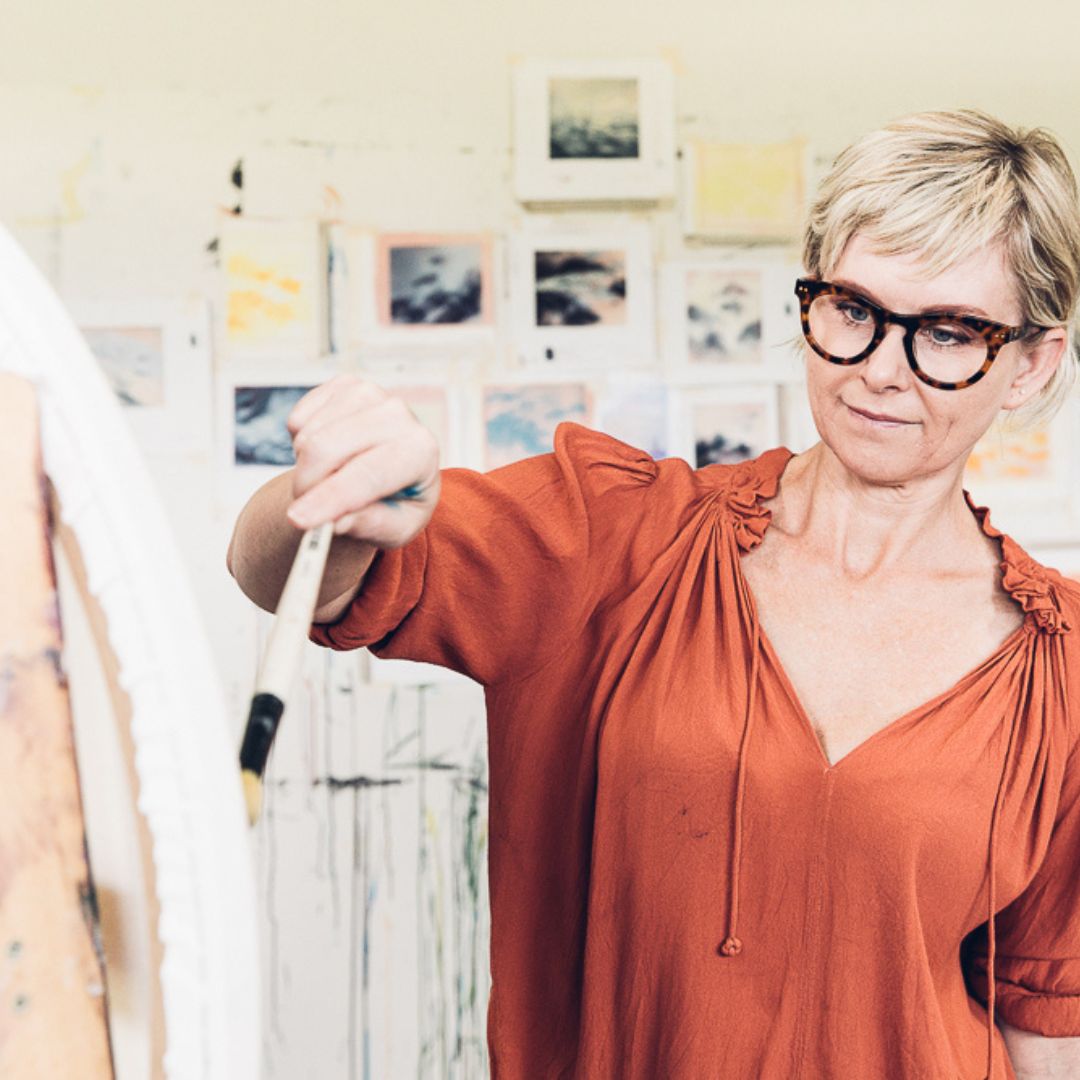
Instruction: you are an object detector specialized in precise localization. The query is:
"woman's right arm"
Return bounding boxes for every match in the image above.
[225,374,441,623]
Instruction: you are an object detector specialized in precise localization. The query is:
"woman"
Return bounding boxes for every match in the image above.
[227,111,1080,1078]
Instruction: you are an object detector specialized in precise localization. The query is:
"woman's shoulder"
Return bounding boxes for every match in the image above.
[552,421,791,515]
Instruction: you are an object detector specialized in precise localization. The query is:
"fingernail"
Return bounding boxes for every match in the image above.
[287,504,311,528]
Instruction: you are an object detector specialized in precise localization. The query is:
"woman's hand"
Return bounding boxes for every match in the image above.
[284,373,441,548]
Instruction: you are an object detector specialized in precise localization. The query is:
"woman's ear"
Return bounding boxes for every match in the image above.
[1000,328,1069,411]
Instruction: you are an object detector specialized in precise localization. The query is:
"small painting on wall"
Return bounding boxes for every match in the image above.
[220,217,328,358]
[535,249,627,326]
[233,385,313,466]
[513,58,675,202]
[549,77,640,160]
[82,326,165,407]
[661,256,804,380]
[482,381,592,469]
[671,384,780,469]
[510,219,654,366]
[72,297,213,455]
[963,408,1080,545]
[376,233,495,329]
[683,140,807,241]
[594,375,669,459]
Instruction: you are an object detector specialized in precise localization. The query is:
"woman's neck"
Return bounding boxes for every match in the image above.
[769,441,989,581]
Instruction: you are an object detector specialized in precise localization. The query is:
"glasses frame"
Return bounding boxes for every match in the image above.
[794,277,1030,391]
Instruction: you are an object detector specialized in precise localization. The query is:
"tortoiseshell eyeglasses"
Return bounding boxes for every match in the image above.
[794,278,1033,391]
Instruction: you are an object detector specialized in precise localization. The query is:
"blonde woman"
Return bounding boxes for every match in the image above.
[228,111,1080,1078]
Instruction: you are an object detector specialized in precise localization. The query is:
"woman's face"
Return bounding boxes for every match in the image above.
[805,233,1063,486]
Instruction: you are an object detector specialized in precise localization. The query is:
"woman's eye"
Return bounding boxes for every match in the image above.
[837,301,871,323]
[927,323,974,347]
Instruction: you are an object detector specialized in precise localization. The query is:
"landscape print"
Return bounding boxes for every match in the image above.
[686,267,763,364]
[83,326,165,407]
[381,238,488,326]
[691,396,775,467]
[483,383,590,468]
[233,385,312,466]
[534,249,627,326]
[548,77,640,159]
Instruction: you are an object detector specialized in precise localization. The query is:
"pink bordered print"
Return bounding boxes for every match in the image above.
[373,232,497,336]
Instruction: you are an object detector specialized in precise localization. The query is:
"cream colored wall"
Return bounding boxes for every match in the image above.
[5,3,1080,1078]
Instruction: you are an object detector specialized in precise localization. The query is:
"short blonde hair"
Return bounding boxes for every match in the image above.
[803,109,1080,427]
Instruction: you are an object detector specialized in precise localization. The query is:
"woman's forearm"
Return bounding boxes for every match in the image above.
[226,469,377,622]
[1000,1021,1080,1079]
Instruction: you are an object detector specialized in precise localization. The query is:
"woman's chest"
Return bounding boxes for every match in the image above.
[738,551,1025,768]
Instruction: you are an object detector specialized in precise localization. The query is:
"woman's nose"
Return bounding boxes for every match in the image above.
[860,323,911,390]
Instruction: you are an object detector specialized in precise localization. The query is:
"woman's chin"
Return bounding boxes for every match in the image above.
[820,433,934,487]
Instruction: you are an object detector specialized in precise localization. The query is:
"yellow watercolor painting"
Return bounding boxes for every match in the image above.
[687,140,805,240]
[965,425,1053,484]
[221,219,326,355]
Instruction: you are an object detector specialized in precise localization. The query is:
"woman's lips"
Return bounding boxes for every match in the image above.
[845,403,917,426]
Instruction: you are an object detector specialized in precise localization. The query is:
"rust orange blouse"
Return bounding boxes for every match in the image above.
[309,422,1080,1080]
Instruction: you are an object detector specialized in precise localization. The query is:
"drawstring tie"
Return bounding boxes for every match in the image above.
[719,614,760,959]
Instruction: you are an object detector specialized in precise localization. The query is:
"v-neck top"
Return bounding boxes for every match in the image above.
[309,422,1080,1080]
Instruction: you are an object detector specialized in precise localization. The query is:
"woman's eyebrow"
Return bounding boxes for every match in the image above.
[831,277,991,318]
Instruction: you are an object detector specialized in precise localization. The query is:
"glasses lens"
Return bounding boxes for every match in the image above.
[807,293,876,359]
[912,321,989,384]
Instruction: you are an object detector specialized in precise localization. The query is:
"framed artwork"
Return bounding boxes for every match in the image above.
[216,365,339,505]
[71,297,213,456]
[593,373,670,460]
[329,228,499,351]
[376,233,495,329]
[509,218,655,366]
[669,383,781,469]
[220,217,328,359]
[963,404,1080,545]
[660,255,803,379]
[683,139,808,241]
[482,379,594,469]
[512,57,676,202]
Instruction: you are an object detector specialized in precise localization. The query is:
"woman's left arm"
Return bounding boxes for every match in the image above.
[1001,1022,1080,1079]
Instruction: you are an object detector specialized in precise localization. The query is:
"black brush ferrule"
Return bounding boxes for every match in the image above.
[239,692,285,776]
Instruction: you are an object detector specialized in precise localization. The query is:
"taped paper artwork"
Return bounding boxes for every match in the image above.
[685,140,805,240]
[483,382,591,469]
[222,219,327,357]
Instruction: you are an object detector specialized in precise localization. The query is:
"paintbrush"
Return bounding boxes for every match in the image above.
[239,484,425,826]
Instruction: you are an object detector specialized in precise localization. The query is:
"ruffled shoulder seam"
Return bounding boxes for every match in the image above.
[698,447,794,552]
[965,492,1072,635]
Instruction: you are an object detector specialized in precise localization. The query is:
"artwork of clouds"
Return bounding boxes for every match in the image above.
[535,250,627,326]
[388,244,483,325]
[234,386,312,466]
[692,400,772,467]
[596,381,669,460]
[549,77,640,160]
[83,326,165,407]
[483,384,590,469]
[686,268,763,364]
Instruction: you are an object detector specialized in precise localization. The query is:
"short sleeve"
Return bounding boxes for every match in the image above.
[308,422,696,686]
[962,740,1080,1035]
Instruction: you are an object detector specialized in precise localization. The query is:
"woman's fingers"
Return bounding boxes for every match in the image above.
[291,396,420,499]
[286,373,386,437]
[287,430,439,533]
[284,374,441,545]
